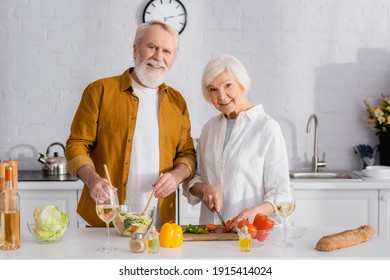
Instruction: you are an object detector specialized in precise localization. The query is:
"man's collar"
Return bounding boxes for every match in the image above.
[120,68,133,92]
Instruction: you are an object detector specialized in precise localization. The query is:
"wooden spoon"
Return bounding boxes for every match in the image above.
[103,164,124,233]
[103,164,113,188]
[141,173,162,216]
[141,189,155,217]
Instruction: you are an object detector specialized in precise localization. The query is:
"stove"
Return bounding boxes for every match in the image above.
[18,170,78,181]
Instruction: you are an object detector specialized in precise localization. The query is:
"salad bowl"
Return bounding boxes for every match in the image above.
[27,221,69,244]
[112,204,155,236]
[27,205,69,244]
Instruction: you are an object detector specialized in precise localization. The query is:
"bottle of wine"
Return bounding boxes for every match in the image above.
[0,165,21,250]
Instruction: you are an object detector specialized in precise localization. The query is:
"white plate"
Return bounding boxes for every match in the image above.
[361,167,390,178]
[365,166,390,175]
[366,165,390,170]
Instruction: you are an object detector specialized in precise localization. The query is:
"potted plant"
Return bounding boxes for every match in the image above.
[364,94,390,166]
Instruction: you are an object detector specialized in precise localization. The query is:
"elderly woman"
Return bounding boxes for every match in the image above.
[183,55,290,228]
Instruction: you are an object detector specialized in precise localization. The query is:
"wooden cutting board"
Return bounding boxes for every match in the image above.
[182,225,238,241]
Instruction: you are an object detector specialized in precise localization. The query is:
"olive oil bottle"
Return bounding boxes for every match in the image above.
[0,165,20,250]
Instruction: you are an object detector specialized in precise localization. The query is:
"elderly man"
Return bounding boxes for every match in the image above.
[65,20,196,227]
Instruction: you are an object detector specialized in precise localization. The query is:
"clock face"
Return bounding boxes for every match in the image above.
[143,0,187,34]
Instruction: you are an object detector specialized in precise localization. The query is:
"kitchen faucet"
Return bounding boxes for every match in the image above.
[306,114,326,172]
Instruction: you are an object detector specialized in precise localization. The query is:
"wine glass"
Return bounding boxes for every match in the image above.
[96,187,119,253]
[274,184,295,247]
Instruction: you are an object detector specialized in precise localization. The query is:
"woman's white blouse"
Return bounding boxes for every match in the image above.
[182,105,290,225]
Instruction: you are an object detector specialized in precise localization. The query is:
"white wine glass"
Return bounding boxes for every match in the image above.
[274,184,295,247]
[96,187,119,253]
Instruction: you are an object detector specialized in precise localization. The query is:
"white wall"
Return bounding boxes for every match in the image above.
[1,0,389,171]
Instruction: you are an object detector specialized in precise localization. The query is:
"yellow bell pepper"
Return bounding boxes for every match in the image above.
[159,223,183,248]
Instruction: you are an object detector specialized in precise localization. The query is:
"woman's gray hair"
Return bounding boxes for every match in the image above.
[201,55,251,103]
[133,20,180,55]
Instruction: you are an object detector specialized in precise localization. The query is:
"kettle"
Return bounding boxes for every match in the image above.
[37,142,69,175]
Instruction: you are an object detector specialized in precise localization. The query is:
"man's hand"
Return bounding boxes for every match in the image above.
[153,164,190,198]
[77,165,112,202]
[153,172,180,198]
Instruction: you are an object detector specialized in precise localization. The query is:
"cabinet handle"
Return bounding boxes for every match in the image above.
[381,195,389,201]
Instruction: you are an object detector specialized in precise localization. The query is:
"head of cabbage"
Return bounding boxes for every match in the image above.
[33,205,69,241]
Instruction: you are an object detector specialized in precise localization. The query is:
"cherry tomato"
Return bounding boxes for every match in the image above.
[128,225,138,233]
[224,219,233,232]
[237,219,249,229]
[247,224,257,238]
[205,224,217,232]
[253,213,275,230]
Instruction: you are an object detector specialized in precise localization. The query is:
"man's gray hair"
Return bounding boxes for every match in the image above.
[133,20,180,55]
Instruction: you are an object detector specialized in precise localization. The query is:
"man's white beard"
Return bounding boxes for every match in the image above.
[134,56,169,88]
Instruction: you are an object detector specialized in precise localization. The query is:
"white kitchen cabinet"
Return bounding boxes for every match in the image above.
[178,182,390,245]
[18,181,84,230]
[379,189,390,243]
[178,187,380,231]
[177,188,201,225]
[292,189,379,231]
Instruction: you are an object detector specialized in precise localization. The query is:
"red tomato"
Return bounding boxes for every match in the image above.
[237,219,249,229]
[205,224,217,232]
[246,224,257,238]
[128,225,138,233]
[253,213,275,230]
[224,219,233,232]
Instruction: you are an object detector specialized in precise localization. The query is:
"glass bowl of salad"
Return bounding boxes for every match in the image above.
[27,221,69,244]
[27,205,69,244]
[112,204,155,236]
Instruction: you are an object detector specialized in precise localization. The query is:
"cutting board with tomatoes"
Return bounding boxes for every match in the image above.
[182,225,238,241]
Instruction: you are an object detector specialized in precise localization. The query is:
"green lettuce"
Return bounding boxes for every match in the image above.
[121,212,152,236]
[33,205,69,241]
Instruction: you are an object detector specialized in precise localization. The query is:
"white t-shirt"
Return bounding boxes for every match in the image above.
[125,77,160,216]
[183,105,290,225]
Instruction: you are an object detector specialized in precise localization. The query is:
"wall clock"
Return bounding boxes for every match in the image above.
[143,0,187,34]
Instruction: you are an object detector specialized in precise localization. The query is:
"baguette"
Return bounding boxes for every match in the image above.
[315,225,375,251]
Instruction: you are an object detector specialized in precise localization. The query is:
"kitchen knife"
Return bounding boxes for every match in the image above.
[215,209,228,231]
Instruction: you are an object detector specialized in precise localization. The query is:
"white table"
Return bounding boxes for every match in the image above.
[2,226,390,259]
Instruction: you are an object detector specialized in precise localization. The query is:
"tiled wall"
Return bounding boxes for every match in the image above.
[1,0,390,171]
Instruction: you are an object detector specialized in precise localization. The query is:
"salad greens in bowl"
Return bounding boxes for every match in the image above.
[113,204,154,236]
[27,205,69,244]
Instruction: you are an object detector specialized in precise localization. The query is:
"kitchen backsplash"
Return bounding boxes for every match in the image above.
[1,0,390,171]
